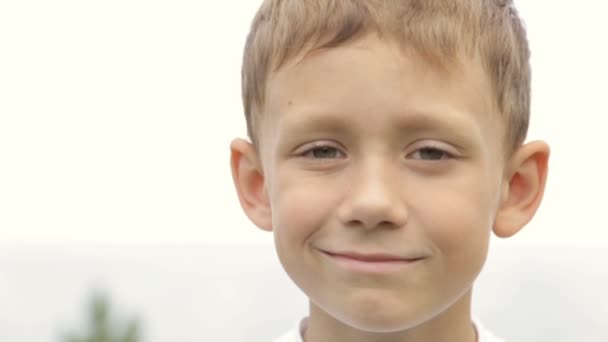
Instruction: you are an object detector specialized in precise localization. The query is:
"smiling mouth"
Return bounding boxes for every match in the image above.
[322,250,422,262]
[319,249,426,274]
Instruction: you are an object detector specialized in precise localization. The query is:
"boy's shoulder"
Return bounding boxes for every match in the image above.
[271,317,505,342]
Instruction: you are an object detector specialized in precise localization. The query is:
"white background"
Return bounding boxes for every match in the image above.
[1,1,607,245]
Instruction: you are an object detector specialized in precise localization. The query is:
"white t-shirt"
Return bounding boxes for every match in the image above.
[272,317,504,342]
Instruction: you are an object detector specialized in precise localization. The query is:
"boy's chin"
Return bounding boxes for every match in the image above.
[311,286,474,335]
[339,312,434,334]
[316,300,442,334]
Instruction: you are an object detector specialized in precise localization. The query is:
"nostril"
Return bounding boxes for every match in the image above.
[346,217,401,230]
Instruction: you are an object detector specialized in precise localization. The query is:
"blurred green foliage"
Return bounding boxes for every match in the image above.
[62,292,141,342]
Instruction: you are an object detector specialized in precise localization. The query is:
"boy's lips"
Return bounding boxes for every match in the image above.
[323,251,421,262]
[317,248,427,274]
[321,250,425,262]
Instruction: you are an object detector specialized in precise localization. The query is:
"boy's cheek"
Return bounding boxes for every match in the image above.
[414,188,493,282]
[419,186,495,253]
[271,181,338,236]
[407,170,494,223]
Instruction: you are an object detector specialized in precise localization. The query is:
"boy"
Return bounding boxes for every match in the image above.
[230,0,549,341]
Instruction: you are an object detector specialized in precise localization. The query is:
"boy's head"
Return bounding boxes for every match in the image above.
[231,0,549,339]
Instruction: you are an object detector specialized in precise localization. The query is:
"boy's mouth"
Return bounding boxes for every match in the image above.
[322,250,423,262]
[317,248,427,274]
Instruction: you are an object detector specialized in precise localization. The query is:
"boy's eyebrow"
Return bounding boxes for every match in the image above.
[277,106,482,143]
[278,110,348,133]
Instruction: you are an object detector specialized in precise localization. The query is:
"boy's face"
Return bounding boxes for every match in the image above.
[233,33,545,334]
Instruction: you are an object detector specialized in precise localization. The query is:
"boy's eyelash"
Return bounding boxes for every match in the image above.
[296,143,456,160]
[409,146,455,160]
[300,145,345,159]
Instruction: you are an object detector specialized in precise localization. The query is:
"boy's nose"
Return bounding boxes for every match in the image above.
[337,163,409,230]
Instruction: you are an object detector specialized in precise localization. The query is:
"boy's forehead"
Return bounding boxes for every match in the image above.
[265,35,496,127]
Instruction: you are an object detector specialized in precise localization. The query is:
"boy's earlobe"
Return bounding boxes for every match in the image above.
[493,141,550,238]
[230,138,273,231]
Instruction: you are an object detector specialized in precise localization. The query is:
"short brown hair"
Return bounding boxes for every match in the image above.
[241,0,531,153]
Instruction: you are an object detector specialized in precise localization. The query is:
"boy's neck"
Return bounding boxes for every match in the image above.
[304,290,477,342]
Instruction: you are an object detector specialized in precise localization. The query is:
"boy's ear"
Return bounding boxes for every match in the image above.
[493,140,550,238]
[230,138,273,231]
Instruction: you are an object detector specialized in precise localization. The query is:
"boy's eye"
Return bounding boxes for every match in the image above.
[410,147,452,161]
[303,146,344,159]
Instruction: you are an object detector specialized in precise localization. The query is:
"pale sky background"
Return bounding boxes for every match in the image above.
[1,1,607,245]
